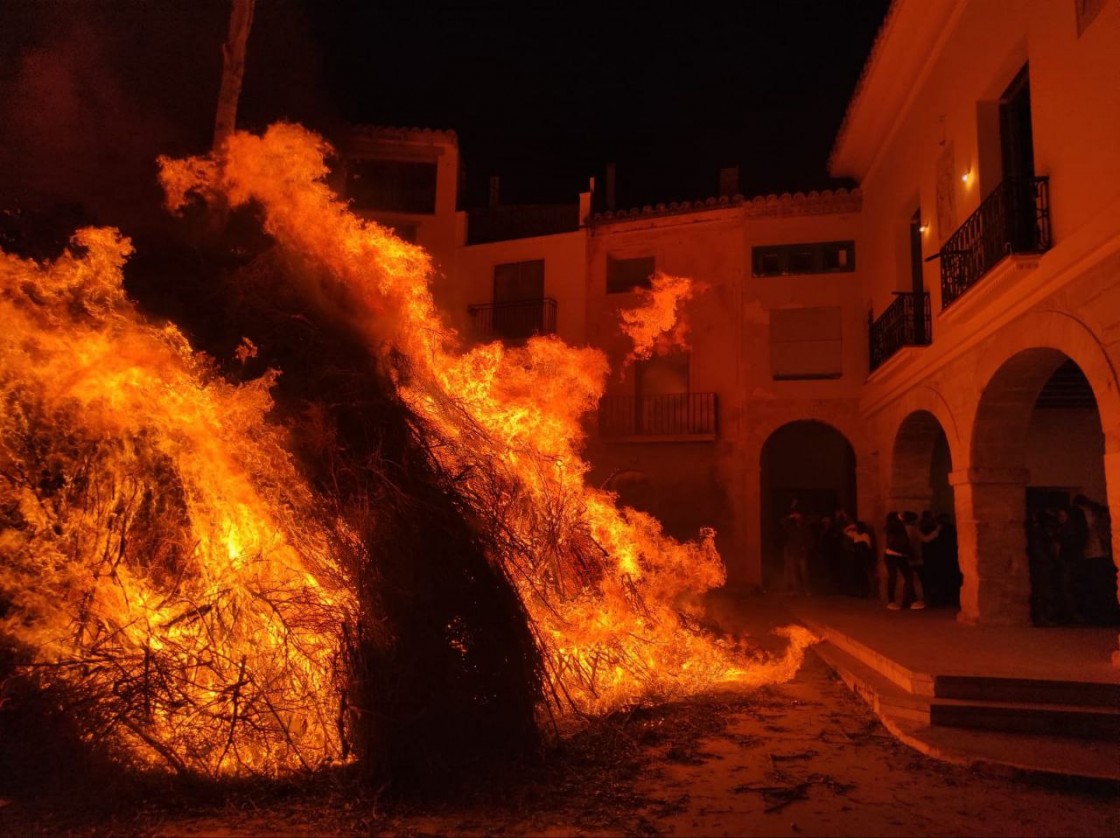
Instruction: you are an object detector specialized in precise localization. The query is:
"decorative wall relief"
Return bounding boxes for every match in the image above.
[936,142,956,242]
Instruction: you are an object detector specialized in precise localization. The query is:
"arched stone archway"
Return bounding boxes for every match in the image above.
[889,409,955,516]
[962,345,1117,624]
[759,420,857,592]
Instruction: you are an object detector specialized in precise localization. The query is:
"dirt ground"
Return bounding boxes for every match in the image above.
[4,601,1118,837]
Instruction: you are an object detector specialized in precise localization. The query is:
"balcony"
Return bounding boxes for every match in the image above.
[598,392,718,441]
[869,291,931,372]
[939,176,1051,308]
[469,297,557,342]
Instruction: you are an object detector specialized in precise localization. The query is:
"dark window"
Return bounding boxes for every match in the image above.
[752,241,856,277]
[490,260,547,341]
[1000,65,1034,181]
[607,255,655,294]
[758,250,782,276]
[493,259,545,303]
[790,246,816,273]
[346,159,437,214]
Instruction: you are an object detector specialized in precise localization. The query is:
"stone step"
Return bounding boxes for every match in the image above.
[934,674,1120,708]
[796,612,934,696]
[930,697,1120,740]
[810,640,1120,784]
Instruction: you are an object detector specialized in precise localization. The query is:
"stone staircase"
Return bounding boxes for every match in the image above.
[804,617,1120,784]
[931,676,1120,739]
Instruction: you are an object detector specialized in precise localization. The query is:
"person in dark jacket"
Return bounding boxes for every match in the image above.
[782,502,811,596]
[1072,495,1119,625]
[884,512,916,609]
[842,520,874,597]
[1057,506,1087,623]
[1027,509,1059,626]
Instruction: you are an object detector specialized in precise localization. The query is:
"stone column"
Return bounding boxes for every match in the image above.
[950,467,1031,625]
[1103,452,1120,667]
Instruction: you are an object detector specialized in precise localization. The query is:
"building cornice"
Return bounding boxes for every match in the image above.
[347,124,459,146]
[828,0,966,181]
[591,188,861,227]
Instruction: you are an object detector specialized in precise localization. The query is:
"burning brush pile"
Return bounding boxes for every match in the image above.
[0,123,813,786]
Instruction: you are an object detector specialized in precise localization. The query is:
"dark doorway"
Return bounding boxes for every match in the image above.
[1024,358,1117,625]
[492,259,545,340]
[760,421,857,592]
[1000,65,1035,181]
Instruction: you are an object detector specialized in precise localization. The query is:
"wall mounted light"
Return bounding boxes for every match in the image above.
[919,223,930,234]
[961,170,972,184]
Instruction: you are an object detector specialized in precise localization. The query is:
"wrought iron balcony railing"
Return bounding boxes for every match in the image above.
[598,392,718,439]
[869,291,931,372]
[469,297,557,342]
[938,176,1051,307]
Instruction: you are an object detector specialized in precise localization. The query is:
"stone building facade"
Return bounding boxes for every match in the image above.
[340,0,1120,630]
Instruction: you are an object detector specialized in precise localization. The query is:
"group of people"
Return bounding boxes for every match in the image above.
[1027,494,1119,626]
[882,510,961,610]
[780,493,1119,626]
[780,505,877,598]
[780,503,962,609]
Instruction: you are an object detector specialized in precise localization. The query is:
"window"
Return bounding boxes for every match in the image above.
[607,255,655,294]
[752,241,855,277]
[636,352,689,398]
[493,259,545,303]
[770,307,843,380]
[489,260,547,341]
[346,159,437,214]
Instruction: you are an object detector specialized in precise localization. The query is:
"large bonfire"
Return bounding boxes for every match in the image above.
[0,123,813,781]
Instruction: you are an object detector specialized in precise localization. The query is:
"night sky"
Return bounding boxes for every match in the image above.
[0,0,890,221]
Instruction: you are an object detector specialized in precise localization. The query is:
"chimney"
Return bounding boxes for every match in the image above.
[718,165,740,199]
[605,162,617,211]
[488,175,500,209]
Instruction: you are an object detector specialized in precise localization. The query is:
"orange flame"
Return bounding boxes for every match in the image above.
[620,272,699,365]
[0,227,352,776]
[0,122,814,780]
[161,123,815,715]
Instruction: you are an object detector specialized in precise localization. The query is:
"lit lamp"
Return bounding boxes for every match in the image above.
[961,170,972,184]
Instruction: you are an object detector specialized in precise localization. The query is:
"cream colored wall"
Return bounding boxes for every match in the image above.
[857,0,1120,323]
[346,134,461,283]
[839,0,1120,623]
[585,211,747,577]
[446,229,588,346]
[742,212,865,403]
[584,208,868,587]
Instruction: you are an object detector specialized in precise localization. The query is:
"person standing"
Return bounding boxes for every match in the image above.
[1027,510,1058,626]
[1073,495,1119,625]
[1057,506,1087,624]
[903,510,935,610]
[884,512,914,610]
[782,502,810,596]
[842,520,874,597]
